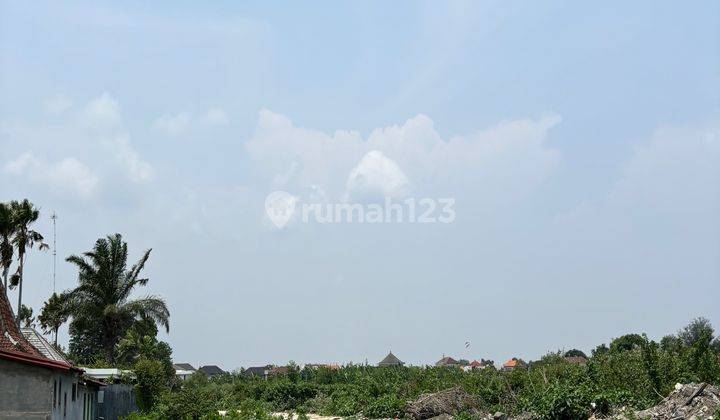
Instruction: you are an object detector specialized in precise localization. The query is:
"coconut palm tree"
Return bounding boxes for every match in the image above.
[8,199,48,325]
[65,233,169,364]
[0,202,15,292]
[38,292,70,346]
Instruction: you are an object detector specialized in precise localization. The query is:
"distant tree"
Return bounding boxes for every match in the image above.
[38,293,70,346]
[18,304,34,327]
[563,349,587,358]
[678,317,715,347]
[8,199,48,325]
[609,334,646,353]
[65,234,170,364]
[592,343,609,356]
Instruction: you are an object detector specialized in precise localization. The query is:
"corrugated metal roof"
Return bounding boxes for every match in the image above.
[21,327,70,364]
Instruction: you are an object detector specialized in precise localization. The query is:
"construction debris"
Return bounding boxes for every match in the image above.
[608,383,720,420]
[405,387,480,419]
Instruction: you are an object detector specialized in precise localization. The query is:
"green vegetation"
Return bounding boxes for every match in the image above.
[125,318,720,420]
[0,199,48,325]
[63,233,170,365]
[38,292,70,346]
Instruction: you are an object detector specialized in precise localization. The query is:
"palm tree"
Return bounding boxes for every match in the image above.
[0,202,15,292]
[65,233,169,364]
[38,292,70,346]
[9,199,48,325]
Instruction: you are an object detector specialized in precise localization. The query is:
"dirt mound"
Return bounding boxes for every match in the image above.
[405,387,479,419]
[631,383,720,419]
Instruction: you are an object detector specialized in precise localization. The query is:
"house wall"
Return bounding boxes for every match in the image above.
[0,358,53,419]
[0,359,99,420]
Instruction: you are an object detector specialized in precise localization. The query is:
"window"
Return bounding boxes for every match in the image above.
[63,392,67,417]
[72,383,76,401]
[53,380,57,407]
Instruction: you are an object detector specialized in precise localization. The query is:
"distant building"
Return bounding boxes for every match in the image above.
[173,363,197,380]
[243,365,271,379]
[199,365,227,378]
[468,359,492,370]
[435,356,461,367]
[501,358,527,371]
[378,351,404,367]
[268,365,290,377]
[304,363,341,371]
[0,291,103,419]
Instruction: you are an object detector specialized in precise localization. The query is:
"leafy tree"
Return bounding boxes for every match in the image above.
[8,199,48,325]
[117,326,174,380]
[609,334,646,353]
[65,233,170,364]
[564,349,588,358]
[134,358,169,412]
[38,292,71,346]
[678,317,714,347]
[18,304,34,327]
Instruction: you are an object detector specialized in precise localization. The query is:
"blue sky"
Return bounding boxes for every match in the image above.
[1,0,718,369]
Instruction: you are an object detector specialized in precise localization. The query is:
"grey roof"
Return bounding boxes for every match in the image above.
[378,352,404,366]
[199,365,226,376]
[173,363,196,371]
[20,327,70,364]
[435,356,459,366]
[243,366,270,377]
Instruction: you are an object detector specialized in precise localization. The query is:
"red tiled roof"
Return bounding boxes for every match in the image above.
[0,289,74,372]
[503,358,522,367]
[0,290,42,356]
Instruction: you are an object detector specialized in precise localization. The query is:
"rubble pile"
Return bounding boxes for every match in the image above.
[405,387,480,419]
[630,383,720,420]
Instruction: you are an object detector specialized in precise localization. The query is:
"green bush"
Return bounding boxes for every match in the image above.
[134,358,169,412]
[364,393,405,418]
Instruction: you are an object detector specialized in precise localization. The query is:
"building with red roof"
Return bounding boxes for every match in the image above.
[0,289,102,419]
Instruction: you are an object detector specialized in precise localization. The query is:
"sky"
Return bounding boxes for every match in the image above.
[0,0,719,370]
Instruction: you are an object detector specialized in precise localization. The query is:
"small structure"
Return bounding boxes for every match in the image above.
[501,358,527,372]
[199,364,227,378]
[0,291,102,419]
[435,356,460,367]
[267,365,290,377]
[243,365,271,379]
[173,363,197,380]
[378,351,404,367]
[82,367,133,381]
[468,359,492,370]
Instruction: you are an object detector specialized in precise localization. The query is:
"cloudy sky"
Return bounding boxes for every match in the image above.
[1,1,719,369]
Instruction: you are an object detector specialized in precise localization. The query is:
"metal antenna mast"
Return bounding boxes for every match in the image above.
[51,212,57,293]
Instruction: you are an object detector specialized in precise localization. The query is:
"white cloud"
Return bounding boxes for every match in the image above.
[43,94,73,115]
[110,134,153,182]
[246,110,561,200]
[4,152,99,197]
[81,92,121,128]
[346,150,410,201]
[202,108,229,125]
[153,108,229,135]
[153,112,192,135]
